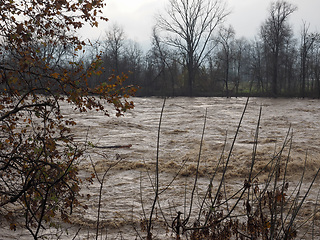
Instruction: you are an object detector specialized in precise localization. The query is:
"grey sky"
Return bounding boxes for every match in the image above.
[80,0,319,46]
[226,0,319,39]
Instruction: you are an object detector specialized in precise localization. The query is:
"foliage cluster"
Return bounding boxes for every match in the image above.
[0,0,135,238]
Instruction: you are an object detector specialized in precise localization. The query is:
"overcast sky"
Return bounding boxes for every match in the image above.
[80,0,320,48]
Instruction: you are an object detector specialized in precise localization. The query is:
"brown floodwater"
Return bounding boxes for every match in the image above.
[2,97,320,239]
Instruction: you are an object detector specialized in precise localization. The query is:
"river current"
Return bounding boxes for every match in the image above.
[2,97,320,239]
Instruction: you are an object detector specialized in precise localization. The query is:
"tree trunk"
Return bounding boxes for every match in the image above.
[272,53,278,97]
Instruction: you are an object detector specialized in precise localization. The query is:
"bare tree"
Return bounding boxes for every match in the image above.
[148,28,180,96]
[250,39,265,93]
[300,22,317,98]
[234,37,251,96]
[104,24,125,75]
[123,39,144,85]
[312,35,320,98]
[156,0,229,96]
[260,0,297,96]
[216,25,235,97]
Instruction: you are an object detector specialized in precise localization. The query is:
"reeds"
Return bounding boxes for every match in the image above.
[141,97,320,239]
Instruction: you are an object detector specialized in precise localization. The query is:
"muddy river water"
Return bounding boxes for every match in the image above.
[2,97,320,239]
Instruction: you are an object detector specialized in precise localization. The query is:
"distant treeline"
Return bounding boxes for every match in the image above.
[86,1,320,98]
[2,0,319,98]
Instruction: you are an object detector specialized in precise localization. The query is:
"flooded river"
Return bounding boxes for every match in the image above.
[2,97,320,239]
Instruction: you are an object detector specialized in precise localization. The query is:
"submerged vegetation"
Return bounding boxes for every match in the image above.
[135,98,320,240]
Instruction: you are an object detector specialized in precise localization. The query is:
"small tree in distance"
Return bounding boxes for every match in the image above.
[0,0,136,238]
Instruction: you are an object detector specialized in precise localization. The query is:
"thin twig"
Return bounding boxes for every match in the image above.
[184,108,207,225]
[205,97,250,226]
[147,98,166,239]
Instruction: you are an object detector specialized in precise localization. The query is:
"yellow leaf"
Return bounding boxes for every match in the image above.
[264,221,271,229]
[51,72,59,78]
[10,223,17,231]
